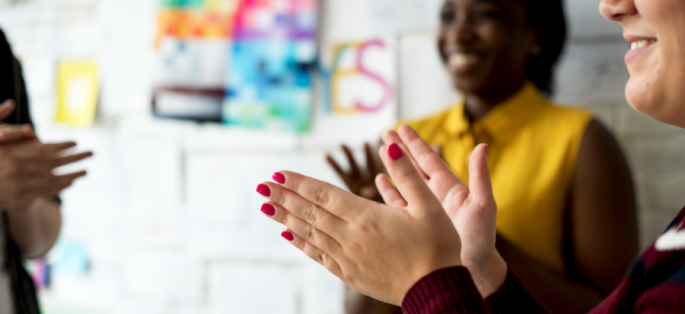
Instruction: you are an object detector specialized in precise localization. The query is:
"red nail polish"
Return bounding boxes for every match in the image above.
[388,143,404,160]
[261,203,275,216]
[281,231,294,241]
[256,184,271,197]
[273,172,286,184]
[484,144,489,156]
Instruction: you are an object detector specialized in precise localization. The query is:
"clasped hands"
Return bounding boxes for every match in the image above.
[257,125,507,305]
[0,100,92,213]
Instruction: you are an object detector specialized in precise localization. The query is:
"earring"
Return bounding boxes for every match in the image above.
[532,46,542,56]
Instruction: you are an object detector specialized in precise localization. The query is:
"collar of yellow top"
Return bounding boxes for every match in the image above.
[444,83,545,144]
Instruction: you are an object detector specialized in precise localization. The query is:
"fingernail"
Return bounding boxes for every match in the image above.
[388,143,404,160]
[256,184,271,197]
[484,144,489,156]
[273,172,286,184]
[261,203,275,216]
[281,231,294,241]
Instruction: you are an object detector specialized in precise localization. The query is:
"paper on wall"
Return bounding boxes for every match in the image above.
[55,59,99,127]
[208,263,299,314]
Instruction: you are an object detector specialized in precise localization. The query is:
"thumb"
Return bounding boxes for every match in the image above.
[0,100,15,121]
[468,144,495,207]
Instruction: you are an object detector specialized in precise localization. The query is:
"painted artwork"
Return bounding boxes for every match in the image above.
[223,0,319,133]
[322,38,395,115]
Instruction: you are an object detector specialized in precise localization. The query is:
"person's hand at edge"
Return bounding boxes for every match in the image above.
[259,142,462,305]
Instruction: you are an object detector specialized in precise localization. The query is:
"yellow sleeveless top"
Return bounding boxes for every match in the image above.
[403,83,593,272]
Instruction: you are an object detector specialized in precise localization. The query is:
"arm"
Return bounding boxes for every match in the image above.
[494,120,638,314]
[569,120,638,294]
[6,197,61,258]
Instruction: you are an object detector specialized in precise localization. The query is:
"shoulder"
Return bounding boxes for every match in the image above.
[534,100,594,130]
[397,106,458,138]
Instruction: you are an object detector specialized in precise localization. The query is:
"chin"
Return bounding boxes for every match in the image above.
[625,76,684,127]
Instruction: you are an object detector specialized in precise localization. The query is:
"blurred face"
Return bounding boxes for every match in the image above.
[600,0,685,127]
[437,0,537,96]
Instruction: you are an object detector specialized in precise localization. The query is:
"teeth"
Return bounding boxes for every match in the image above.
[449,53,478,68]
[630,39,655,51]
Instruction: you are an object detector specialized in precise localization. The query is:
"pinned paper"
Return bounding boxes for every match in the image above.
[56,60,99,127]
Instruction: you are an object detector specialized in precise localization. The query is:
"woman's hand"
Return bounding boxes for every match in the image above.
[259,142,462,305]
[326,143,383,202]
[379,125,507,297]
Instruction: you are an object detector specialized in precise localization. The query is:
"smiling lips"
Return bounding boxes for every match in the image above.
[630,39,656,51]
[625,38,657,63]
[448,52,480,72]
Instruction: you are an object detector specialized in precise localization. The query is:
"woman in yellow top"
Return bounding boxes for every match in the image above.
[327,0,638,313]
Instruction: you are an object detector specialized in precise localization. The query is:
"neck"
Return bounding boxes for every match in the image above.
[463,81,527,122]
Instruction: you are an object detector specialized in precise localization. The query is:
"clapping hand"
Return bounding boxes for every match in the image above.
[0,99,93,212]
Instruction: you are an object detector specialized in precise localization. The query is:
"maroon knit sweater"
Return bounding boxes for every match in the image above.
[402,208,685,313]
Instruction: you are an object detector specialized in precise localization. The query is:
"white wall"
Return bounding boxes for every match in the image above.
[0,0,681,313]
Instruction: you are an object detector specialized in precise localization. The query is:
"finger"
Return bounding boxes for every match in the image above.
[364,143,379,177]
[397,125,466,200]
[282,229,344,279]
[378,142,441,215]
[13,141,78,159]
[375,174,407,207]
[19,171,87,195]
[262,202,344,259]
[342,145,362,178]
[41,141,78,154]
[468,144,495,207]
[326,154,353,188]
[381,132,428,181]
[261,171,369,221]
[0,100,15,121]
[49,151,93,169]
[0,124,36,142]
[258,180,349,237]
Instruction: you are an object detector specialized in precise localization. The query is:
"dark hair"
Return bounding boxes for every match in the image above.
[521,0,567,96]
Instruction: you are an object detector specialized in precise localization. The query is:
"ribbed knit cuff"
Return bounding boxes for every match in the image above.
[485,268,548,314]
[401,267,489,314]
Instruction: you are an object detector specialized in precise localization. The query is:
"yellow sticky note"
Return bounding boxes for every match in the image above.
[56,60,99,127]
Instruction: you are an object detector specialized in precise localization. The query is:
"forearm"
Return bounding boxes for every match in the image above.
[496,236,604,314]
[7,197,62,258]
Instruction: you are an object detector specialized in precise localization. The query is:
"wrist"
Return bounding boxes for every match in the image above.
[467,251,508,297]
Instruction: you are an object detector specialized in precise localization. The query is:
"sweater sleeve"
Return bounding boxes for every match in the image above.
[401,267,548,314]
[401,267,488,314]
[485,269,548,314]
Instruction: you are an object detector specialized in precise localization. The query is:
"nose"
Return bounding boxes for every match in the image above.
[599,0,637,22]
[447,16,476,46]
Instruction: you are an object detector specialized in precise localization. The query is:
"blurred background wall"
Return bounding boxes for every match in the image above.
[0,0,682,313]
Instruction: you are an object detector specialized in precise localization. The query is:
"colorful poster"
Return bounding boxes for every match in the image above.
[155,0,237,49]
[152,0,238,121]
[322,38,395,115]
[56,60,99,127]
[223,0,319,133]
